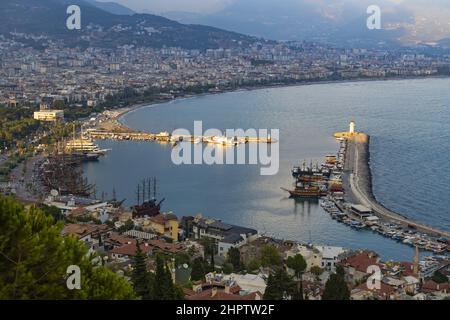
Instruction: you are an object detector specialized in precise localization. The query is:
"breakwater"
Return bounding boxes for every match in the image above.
[343,133,450,239]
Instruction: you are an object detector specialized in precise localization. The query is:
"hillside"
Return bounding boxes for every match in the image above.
[0,0,258,49]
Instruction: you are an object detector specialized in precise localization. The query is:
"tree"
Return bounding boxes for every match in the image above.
[286,254,307,300]
[260,245,282,268]
[174,252,191,268]
[247,259,261,272]
[432,271,448,284]
[263,267,296,300]
[118,219,134,233]
[310,266,323,276]
[37,204,65,223]
[199,237,216,272]
[131,241,153,299]
[0,196,136,300]
[153,254,183,300]
[286,254,307,279]
[191,257,206,282]
[222,263,234,275]
[322,267,350,300]
[227,247,241,271]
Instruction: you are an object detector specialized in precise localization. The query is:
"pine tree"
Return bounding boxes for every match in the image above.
[191,257,206,282]
[227,247,241,271]
[263,267,296,300]
[152,254,184,300]
[322,267,350,300]
[0,196,137,300]
[131,241,153,299]
[286,254,306,300]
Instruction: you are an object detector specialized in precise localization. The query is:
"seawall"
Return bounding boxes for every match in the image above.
[344,133,450,238]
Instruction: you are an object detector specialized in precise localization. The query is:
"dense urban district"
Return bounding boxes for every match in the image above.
[1,35,450,300]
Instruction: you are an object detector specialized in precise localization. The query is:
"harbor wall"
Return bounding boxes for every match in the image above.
[345,133,450,238]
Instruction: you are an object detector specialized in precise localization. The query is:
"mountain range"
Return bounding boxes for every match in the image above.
[0,0,259,49]
[84,0,135,15]
[159,0,450,48]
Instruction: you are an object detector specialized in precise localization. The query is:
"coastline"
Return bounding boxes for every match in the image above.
[93,76,450,242]
[111,75,450,126]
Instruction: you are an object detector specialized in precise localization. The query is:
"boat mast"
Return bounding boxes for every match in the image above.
[142,179,146,202]
[147,177,151,202]
[136,184,141,205]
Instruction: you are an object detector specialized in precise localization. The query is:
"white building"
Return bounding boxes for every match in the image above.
[316,246,346,270]
[34,109,64,122]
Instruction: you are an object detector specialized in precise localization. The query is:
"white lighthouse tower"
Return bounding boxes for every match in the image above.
[349,121,356,134]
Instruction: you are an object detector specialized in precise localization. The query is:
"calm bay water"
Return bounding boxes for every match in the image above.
[83,78,450,261]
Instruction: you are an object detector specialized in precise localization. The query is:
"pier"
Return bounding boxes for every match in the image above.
[85,129,275,145]
[336,127,450,239]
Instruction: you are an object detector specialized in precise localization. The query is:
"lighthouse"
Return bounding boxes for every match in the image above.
[349,121,356,134]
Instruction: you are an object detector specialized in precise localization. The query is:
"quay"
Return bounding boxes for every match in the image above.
[335,122,450,239]
[85,129,275,145]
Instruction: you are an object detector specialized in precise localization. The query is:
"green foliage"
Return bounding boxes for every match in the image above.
[191,257,207,282]
[310,266,323,276]
[227,247,242,271]
[432,271,448,284]
[0,105,40,150]
[174,252,191,268]
[199,237,216,271]
[260,245,282,268]
[153,254,184,300]
[263,267,296,300]
[37,203,65,223]
[222,263,234,275]
[0,196,137,300]
[131,241,153,299]
[130,249,184,300]
[247,259,262,272]
[118,219,134,234]
[322,269,350,300]
[286,254,307,278]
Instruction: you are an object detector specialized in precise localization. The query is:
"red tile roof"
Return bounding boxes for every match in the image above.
[355,282,396,297]
[150,213,178,225]
[421,280,450,293]
[110,243,152,256]
[340,251,380,273]
[62,223,108,239]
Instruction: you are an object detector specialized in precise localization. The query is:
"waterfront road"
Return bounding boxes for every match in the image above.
[346,135,450,239]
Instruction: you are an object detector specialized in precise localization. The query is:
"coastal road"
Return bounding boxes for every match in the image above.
[346,135,450,239]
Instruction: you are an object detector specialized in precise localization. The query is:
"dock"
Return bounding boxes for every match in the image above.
[337,129,450,239]
[85,129,275,145]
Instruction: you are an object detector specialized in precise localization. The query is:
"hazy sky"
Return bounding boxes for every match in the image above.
[99,0,235,13]
[100,0,450,14]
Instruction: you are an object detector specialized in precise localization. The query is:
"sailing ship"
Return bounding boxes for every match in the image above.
[281,182,327,199]
[64,124,109,161]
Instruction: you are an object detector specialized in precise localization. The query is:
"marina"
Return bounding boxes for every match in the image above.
[283,121,449,255]
[82,79,450,261]
[85,128,275,146]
